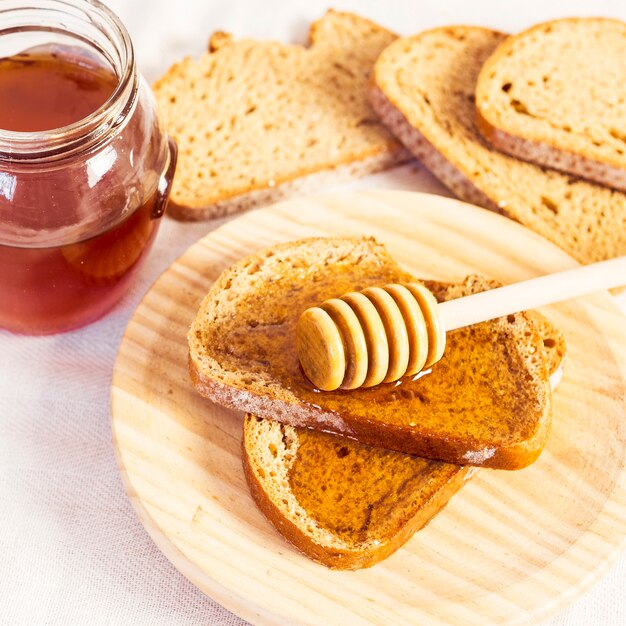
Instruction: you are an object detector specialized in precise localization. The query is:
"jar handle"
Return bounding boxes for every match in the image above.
[151,136,178,219]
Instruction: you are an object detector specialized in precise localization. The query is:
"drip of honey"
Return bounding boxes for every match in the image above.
[0,48,160,334]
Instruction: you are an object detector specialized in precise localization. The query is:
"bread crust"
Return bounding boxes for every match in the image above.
[166,147,408,221]
[475,17,626,189]
[192,357,550,470]
[475,105,626,193]
[369,84,502,214]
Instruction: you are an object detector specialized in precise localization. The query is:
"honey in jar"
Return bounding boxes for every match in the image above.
[0,49,117,132]
[0,0,176,335]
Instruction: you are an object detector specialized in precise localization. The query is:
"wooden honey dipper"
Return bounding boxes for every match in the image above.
[296,256,626,391]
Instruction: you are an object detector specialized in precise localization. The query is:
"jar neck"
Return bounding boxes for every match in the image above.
[0,0,137,162]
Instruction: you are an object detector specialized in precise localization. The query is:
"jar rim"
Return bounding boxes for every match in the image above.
[0,0,137,161]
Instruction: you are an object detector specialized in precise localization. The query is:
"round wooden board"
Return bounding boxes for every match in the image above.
[111,190,626,626]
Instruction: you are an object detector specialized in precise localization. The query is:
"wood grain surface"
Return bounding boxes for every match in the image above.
[111,190,626,626]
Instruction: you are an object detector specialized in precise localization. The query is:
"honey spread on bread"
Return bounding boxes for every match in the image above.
[237,247,565,569]
[189,237,554,470]
[189,237,566,569]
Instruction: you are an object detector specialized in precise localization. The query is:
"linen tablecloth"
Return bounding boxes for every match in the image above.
[1,0,625,623]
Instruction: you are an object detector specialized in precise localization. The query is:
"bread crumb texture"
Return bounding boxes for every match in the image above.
[371,26,626,264]
[153,10,405,218]
[476,19,626,174]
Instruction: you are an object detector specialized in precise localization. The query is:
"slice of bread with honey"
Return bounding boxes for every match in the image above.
[153,10,408,221]
[242,302,565,570]
[369,26,626,265]
[243,415,474,570]
[475,18,626,191]
[189,237,558,470]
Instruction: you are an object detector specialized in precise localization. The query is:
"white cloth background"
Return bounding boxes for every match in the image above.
[1,0,625,624]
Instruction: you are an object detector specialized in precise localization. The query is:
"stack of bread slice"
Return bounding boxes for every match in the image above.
[189,236,566,569]
[369,18,626,265]
[155,12,624,264]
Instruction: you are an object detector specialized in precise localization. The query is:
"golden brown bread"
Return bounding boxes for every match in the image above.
[369,26,626,265]
[189,237,556,470]
[242,414,474,570]
[476,18,626,191]
[241,284,565,569]
[153,10,408,220]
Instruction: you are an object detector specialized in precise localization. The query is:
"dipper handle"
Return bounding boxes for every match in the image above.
[439,256,626,331]
[296,256,626,391]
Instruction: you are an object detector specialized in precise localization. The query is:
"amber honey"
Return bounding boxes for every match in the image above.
[0,44,170,334]
[0,50,117,131]
[287,425,466,544]
[207,258,547,453]
[0,189,158,334]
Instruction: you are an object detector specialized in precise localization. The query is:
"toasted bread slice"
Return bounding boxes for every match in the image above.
[242,298,565,570]
[369,26,626,265]
[189,237,555,470]
[153,10,408,221]
[243,414,474,570]
[476,18,626,191]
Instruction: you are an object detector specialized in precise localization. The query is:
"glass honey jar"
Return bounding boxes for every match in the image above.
[0,0,177,334]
